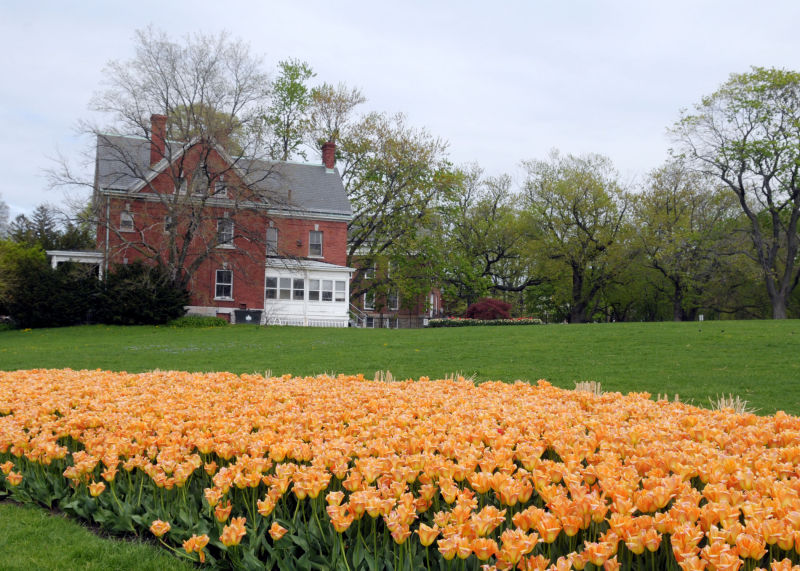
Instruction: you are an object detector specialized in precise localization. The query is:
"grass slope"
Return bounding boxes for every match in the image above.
[0,320,798,414]
[0,502,193,570]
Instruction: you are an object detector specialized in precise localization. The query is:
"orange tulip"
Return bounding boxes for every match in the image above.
[269,522,288,541]
[149,519,171,538]
[220,516,247,547]
[416,523,440,547]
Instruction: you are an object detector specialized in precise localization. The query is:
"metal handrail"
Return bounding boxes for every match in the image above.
[349,303,368,328]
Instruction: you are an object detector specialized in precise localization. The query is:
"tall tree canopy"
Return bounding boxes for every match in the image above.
[341,112,457,303]
[632,161,744,320]
[673,67,800,319]
[265,58,315,161]
[523,151,628,323]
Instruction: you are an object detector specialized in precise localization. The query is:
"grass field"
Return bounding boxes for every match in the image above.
[0,501,193,570]
[0,319,798,568]
[1,320,798,414]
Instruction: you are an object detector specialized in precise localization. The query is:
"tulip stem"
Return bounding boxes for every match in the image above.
[339,534,351,571]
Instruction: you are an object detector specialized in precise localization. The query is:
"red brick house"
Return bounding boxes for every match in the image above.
[351,261,443,328]
[93,114,355,325]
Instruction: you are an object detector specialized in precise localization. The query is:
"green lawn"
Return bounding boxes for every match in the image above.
[0,320,798,414]
[0,320,798,568]
[0,502,193,570]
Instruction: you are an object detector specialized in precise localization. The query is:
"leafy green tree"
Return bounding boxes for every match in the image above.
[265,58,315,160]
[673,67,800,319]
[341,112,457,306]
[442,165,542,309]
[9,204,95,250]
[522,151,629,323]
[0,240,46,316]
[632,161,742,320]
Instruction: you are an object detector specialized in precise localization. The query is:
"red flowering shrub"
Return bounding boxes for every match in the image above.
[465,298,511,320]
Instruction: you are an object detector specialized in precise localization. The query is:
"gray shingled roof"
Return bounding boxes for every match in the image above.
[94,134,352,218]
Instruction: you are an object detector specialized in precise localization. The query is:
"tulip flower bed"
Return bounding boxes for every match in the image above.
[2,369,800,570]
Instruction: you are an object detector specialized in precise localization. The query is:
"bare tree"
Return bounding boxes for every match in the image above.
[0,193,9,238]
[306,82,366,147]
[49,28,293,289]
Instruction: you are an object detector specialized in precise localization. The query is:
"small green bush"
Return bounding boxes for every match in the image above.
[168,315,229,328]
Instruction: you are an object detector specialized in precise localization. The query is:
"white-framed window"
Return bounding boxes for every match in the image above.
[120,211,134,232]
[266,277,277,299]
[215,269,233,299]
[293,278,305,300]
[335,281,346,302]
[279,277,292,300]
[308,279,320,301]
[309,230,323,257]
[364,290,375,311]
[217,218,234,247]
[388,290,399,311]
[364,264,376,280]
[366,316,375,328]
[266,227,278,256]
[321,280,333,301]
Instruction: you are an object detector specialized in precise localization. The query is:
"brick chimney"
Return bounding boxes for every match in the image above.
[322,140,336,170]
[150,114,167,165]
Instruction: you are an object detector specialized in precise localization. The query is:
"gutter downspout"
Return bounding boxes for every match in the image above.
[104,193,110,278]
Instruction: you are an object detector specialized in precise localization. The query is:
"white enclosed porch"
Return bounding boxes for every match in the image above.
[263,259,355,327]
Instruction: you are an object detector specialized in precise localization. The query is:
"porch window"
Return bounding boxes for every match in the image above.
[215,270,233,299]
[309,279,320,301]
[293,278,305,300]
[279,277,291,300]
[266,277,277,299]
[334,281,346,302]
[321,280,333,301]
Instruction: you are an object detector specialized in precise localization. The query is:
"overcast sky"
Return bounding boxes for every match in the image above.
[2,0,799,219]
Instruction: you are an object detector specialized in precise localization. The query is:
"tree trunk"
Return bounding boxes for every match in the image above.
[672,290,685,322]
[570,267,588,323]
[772,295,788,319]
